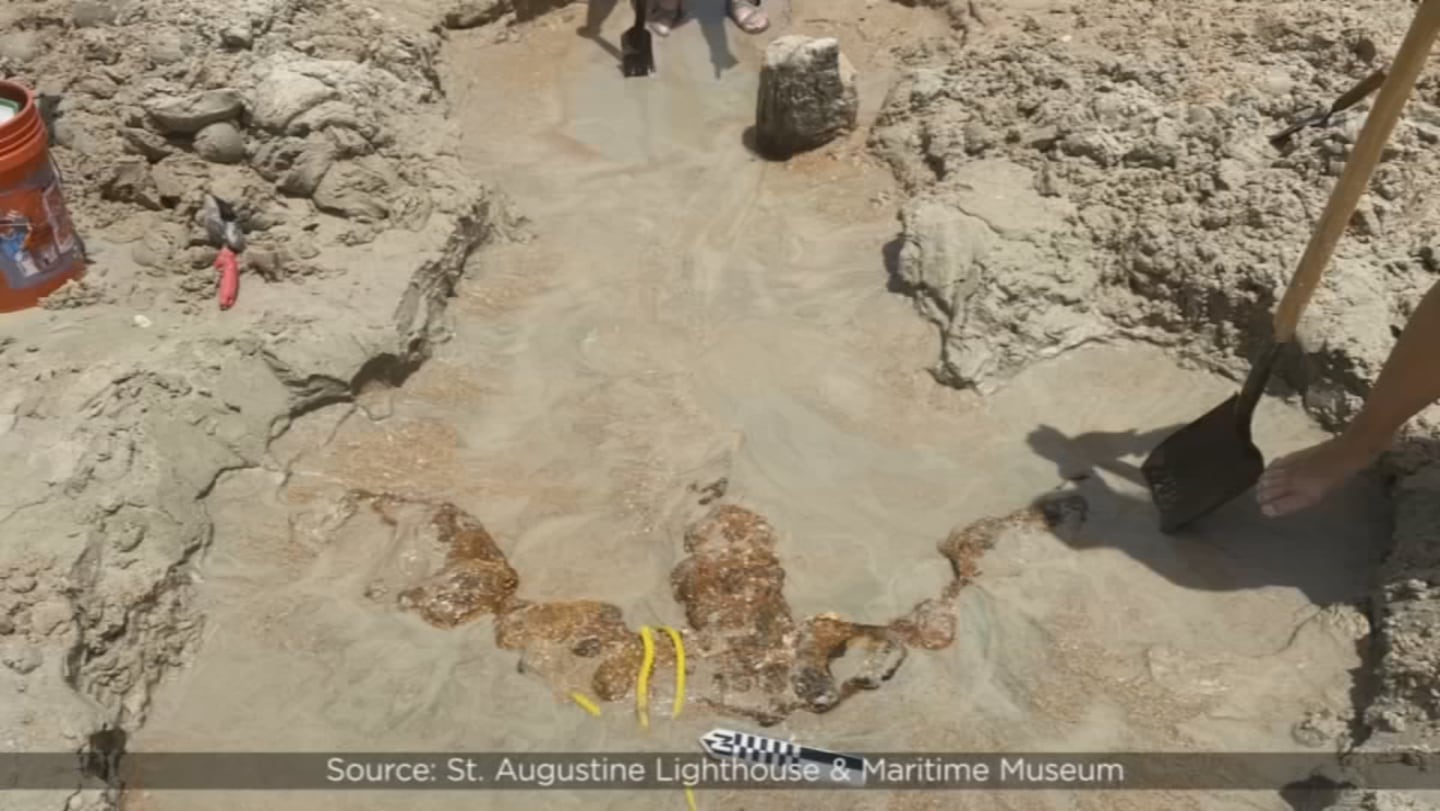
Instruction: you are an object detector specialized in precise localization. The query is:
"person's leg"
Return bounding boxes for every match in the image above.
[1258,276,1440,517]
[649,0,682,36]
[728,0,769,33]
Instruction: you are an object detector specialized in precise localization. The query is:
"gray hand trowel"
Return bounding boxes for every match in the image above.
[621,0,655,77]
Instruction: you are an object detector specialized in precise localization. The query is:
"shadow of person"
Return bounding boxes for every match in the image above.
[577,0,624,62]
[691,0,740,79]
[1025,423,1391,606]
[1027,424,1171,485]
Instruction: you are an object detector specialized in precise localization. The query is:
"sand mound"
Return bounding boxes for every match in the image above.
[0,1,518,808]
[872,0,1438,431]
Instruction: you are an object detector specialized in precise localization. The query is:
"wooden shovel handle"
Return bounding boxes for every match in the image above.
[1273,0,1440,342]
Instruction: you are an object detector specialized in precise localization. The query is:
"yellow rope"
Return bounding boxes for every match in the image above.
[568,691,602,717]
[660,626,686,719]
[637,626,656,729]
[572,650,692,808]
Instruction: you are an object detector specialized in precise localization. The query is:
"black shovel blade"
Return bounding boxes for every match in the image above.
[621,27,654,77]
[1141,345,1284,533]
[1141,394,1266,533]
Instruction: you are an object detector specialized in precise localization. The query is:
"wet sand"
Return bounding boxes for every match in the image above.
[129,3,1390,810]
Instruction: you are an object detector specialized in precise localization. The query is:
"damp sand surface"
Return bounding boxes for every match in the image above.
[129,3,1390,810]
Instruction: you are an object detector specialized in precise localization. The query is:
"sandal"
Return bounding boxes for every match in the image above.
[649,0,683,37]
[728,0,769,34]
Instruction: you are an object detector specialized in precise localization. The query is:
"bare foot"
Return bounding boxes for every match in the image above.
[1256,435,1378,518]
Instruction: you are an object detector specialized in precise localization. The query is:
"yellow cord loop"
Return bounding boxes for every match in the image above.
[568,691,602,717]
[637,626,657,729]
[567,626,691,808]
[660,626,686,718]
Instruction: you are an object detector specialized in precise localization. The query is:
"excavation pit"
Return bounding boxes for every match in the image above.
[132,8,1392,811]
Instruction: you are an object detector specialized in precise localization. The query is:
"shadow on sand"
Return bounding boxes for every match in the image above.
[578,0,624,61]
[1027,422,1393,810]
[740,126,796,162]
[1025,423,1391,605]
[692,0,741,78]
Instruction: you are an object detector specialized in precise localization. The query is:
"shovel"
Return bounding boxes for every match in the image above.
[1141,0,1440,533]
[621,0,655,77]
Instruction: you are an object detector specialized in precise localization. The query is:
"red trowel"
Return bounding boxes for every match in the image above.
[200,194,244,310]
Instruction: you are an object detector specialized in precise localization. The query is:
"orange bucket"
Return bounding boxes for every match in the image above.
[0,80,85,313]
